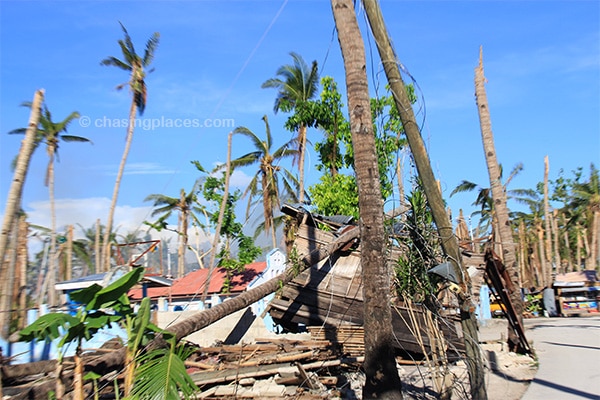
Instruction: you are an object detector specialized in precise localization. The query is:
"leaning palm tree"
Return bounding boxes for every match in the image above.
[145,181,204,278]
[262,52,319,203]
[231,115,298,249]
[100,22,159,272]
[9,102,90,306]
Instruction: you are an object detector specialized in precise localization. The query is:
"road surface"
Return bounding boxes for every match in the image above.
[522,315,600,400]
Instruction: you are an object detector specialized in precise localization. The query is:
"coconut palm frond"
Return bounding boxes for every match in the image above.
[450,180,479,197]
[143,32,160,67]
[100,56,131,71]
[128,342,198,400]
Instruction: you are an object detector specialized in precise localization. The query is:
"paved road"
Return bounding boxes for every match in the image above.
[521,315,600,400]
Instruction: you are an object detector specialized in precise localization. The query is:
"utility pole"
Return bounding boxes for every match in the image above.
[362,2,487,398]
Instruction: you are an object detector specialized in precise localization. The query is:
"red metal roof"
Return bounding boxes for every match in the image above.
[129,261,267,300]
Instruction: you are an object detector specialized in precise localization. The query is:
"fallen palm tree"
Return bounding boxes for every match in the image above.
[2,225,360,399]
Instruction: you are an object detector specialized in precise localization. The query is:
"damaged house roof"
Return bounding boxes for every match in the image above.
[129,261,267,301]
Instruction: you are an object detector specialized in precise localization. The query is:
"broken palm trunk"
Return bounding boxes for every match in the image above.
[484,249,533,356]
[267,205,465,359]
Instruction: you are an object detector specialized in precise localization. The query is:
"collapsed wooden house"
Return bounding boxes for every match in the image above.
[266,204,465,359]
[0,205,472,399]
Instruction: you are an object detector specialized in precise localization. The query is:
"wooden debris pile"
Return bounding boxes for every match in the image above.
[185,335,364,399]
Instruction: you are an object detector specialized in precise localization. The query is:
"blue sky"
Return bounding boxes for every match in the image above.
[1,0,599,252]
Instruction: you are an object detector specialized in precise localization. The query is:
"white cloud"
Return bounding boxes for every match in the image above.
[89,162,177,176]
[23,197,214,261]
[229,169,253,189]
[26,197,154,237]
[124,162,178,176]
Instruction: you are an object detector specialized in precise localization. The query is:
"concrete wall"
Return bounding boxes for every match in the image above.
[155,307,276,347]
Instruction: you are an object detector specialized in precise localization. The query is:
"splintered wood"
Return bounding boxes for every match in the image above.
[184,336,361,398]
[308,325,365,357]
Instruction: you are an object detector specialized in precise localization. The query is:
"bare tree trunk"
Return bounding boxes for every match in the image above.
[102,97,138,272]
[1,224,18,338]
[177,190,188,278]
[576,224,583,270]
[543,156,553,284]
[551,210,562,273]
[203,131,233,302]
[95,219,101,273]
[537,223,546,286]
[66,225,73,281]
[361,2,487,398]
[562,215,573,272]
[396,153,406,214]
[331,1,403,398]
[47,148,58,307]
[582,227,590,269]
[0,89,44,315]
[591,210,599,271]
[17,216,28,329]
[475,47,525,353]
[298,124,307,203]
[518,221,530,289]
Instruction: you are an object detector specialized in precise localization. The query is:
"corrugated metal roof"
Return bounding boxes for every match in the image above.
[129,261,267,300]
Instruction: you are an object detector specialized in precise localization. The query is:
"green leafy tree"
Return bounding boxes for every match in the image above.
[313,76,352,176]
[308,174,359,219]
[394,185,442,302]
[199,170,261,290]
[100,22,159,273]
[262,52,319,203]
[309,80,413,218]
[19,267,145,400]
[231,115,299,248]
[561,164,600,270]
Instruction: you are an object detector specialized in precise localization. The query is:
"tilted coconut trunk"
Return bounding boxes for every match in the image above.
[102,91,138,272]
[332,0,403,398]
[47,147,58,307]
[0,89,44,338]
[361,2,487,399]
[475,47,525,352]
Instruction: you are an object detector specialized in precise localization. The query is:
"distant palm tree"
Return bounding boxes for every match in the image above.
[231,115,298,248]
[9,102,90,305]
[100,22,159,272]
[145,181,204,278]
[262,52,319,203]
[568,163,600,270]
[450,163,526,236]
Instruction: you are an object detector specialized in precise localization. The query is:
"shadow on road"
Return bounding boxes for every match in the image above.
[528,377,600,399]
[542,340,600,351]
